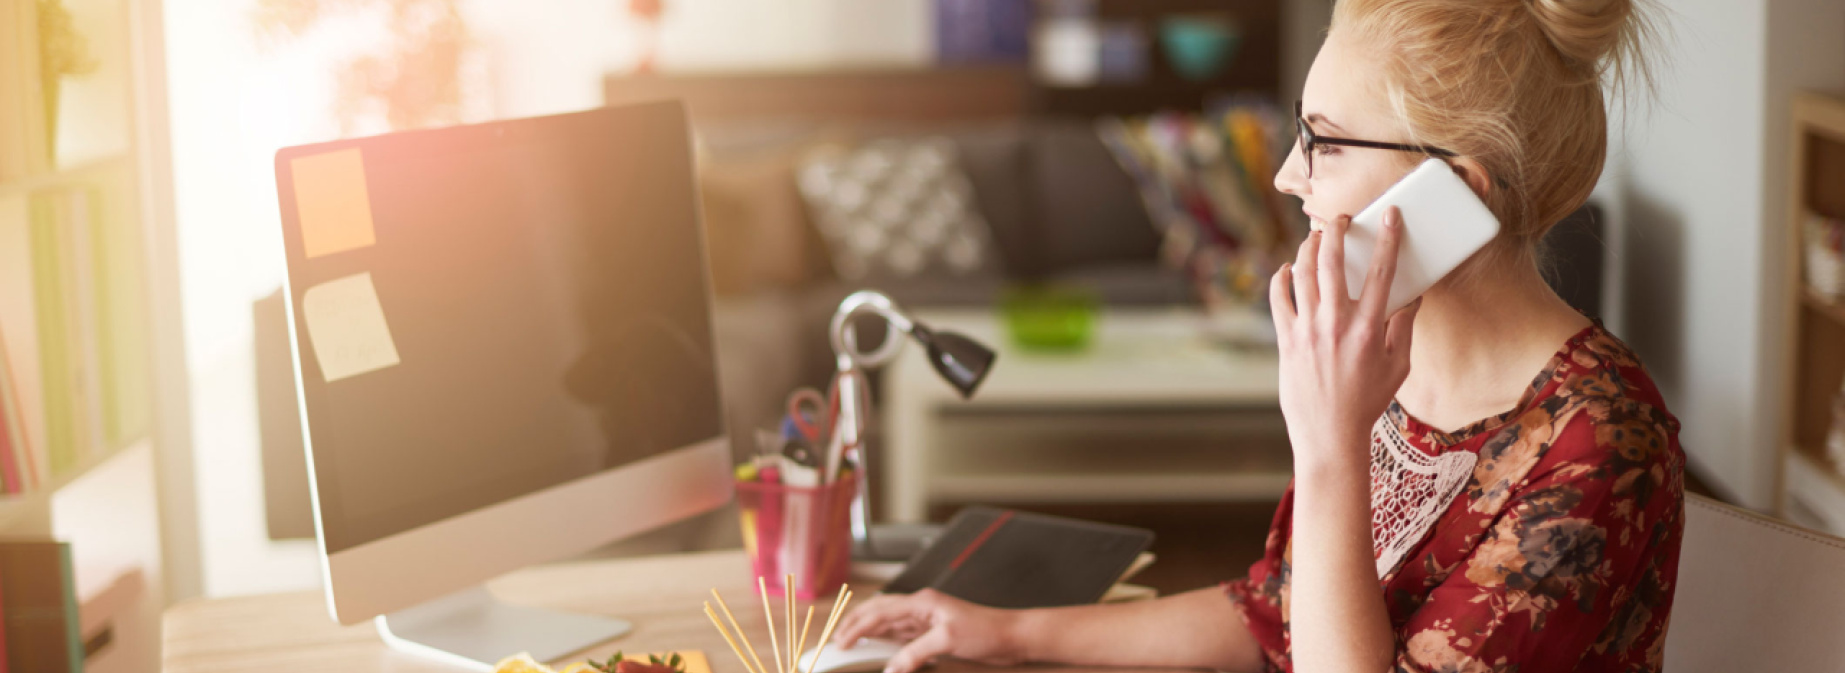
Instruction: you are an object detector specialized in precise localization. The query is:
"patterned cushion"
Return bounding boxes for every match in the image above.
[797,137,998,282]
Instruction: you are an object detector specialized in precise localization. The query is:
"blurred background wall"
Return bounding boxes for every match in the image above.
[1595,0,1845,510]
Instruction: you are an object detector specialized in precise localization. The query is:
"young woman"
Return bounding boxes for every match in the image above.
[828,0,1685,671]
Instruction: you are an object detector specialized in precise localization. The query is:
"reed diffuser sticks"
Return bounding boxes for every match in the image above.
[703,582,854,673]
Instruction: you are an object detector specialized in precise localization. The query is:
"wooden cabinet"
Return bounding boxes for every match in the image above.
[1778,92,1845,531]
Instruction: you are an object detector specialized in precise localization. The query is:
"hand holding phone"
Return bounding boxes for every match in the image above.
[1340,158,1501,312]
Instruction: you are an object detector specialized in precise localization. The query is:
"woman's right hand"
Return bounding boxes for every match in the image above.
[828,589,1024,673]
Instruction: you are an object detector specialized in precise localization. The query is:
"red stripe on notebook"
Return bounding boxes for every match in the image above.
[948,510,1014,571]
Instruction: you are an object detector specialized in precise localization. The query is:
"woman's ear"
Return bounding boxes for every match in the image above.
[1449,157,1493,200]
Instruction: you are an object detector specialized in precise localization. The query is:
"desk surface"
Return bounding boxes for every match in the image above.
[163,550,1177,673]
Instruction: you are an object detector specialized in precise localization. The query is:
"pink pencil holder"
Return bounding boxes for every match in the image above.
[735,476,857,600]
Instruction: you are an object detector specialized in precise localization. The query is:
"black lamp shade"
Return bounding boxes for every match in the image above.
[910,323,996,399]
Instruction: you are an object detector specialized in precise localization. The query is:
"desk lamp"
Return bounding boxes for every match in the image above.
[827,291,996,561]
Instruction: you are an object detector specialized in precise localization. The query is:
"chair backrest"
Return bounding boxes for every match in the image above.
[1665,493,1845,671]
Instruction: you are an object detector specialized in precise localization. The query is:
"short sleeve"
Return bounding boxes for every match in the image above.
[1391,403,1683,673]
[1222,485,1297,672]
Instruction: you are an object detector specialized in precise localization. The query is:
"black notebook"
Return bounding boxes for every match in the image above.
[882,506,1154,609]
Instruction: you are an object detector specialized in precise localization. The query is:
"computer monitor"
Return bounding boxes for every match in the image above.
[274,101,732,670]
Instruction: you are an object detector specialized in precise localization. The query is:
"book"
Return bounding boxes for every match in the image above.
[0,335,20,494]
[0,539,82,673]
[1100,582,1157,603]
[0,328,38,492]
[933,0,1031,65]
[856,551,1153,585]
[24,183,149,481]
[882,507,1154,609]
[86,184,152,451]
[62,188,106,464]
[28,191,86,477]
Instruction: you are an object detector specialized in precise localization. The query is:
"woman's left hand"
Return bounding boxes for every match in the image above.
[1268,208,1421,471]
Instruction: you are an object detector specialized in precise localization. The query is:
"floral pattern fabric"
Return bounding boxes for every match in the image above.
[1223,325,1685,673]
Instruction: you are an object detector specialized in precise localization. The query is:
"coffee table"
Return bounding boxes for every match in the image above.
[878,307,1289,523]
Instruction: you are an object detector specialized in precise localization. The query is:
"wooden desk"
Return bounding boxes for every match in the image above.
[163,551,827,673]
[163,550,1175,673]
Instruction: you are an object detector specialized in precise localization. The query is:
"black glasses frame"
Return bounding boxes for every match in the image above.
[1294,100,1456,179]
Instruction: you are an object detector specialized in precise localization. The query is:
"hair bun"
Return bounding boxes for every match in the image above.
[1526,0,1642,71]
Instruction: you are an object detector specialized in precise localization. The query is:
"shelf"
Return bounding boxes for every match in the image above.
[0,152,133,199]
[1024,0,1283,118]
[1784,94,1845,524]
[0,441,136,533]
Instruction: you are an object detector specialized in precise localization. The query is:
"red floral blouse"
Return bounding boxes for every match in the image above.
[1224,325,1685,673]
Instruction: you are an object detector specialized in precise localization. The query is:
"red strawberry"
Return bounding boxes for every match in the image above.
[587,651,686,673]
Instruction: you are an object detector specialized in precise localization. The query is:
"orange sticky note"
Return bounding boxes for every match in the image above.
[292,147,376,258]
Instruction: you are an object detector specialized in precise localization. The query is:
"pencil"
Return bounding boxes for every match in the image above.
[705,602,761,673]
[760,577,785,673]
[712,589,771,673]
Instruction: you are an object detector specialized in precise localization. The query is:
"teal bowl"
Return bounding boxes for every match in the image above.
[1160,15,1242,82]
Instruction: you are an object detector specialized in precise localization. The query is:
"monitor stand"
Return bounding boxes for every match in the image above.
[853,522,944,563]
[375,586,632,671]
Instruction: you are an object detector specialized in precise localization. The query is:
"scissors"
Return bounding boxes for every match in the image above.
[783,384,838,444]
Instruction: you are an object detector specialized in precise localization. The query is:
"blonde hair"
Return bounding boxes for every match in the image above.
[1331,0,1656,258]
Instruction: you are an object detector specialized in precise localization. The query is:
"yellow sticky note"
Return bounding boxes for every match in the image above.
[292,148,377,258]
[302,272,401,383]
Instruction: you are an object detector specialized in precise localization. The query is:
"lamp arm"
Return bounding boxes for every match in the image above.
[829,291,913,371]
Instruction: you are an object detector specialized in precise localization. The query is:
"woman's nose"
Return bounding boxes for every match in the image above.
[1275,143,1309,197]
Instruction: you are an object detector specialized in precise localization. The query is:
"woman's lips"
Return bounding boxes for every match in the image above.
[1304,209,1329,230]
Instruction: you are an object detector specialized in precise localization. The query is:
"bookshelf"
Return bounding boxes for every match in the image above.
[1026,0,1282,118]
[0,0,172,670]
[0,0,153,508]
[1779,92,1845,532]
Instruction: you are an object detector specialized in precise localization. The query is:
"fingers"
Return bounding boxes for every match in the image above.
[1357,207,1406,322]
[833,595,929,648]
[882,626,952,673]
[1268,263,1296,327]
[1291,230,1321,316]
[1317,215,1350,307]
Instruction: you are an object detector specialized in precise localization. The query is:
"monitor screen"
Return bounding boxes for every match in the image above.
[277,104,723,554]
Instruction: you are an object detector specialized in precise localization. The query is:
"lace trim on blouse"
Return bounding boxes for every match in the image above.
[1370,413,1476,578]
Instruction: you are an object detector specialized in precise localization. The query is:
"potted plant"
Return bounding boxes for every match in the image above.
[37,0,97,161]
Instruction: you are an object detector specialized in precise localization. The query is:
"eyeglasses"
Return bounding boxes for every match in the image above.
[1294,100,1456,179]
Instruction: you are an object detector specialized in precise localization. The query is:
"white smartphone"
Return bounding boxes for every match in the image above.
[1340,158,1501,313]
